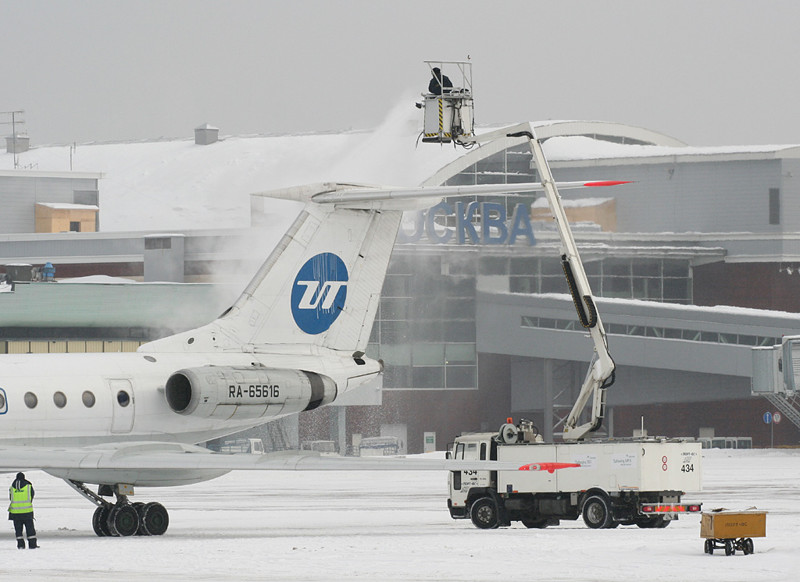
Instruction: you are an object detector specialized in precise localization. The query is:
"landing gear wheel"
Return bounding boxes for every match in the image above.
[131,502,147,536]
[704,539,714,554]
[582,494,613,529]
[108,504,140,537]
[724,539,734,556]
[92,506,112,537]
[141,502,169,536]
[470,497,499,529]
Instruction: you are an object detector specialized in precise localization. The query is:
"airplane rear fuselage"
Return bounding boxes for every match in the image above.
[0,350,379,447]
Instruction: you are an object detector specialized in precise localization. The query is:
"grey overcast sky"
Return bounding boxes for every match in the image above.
[1,0,799,147]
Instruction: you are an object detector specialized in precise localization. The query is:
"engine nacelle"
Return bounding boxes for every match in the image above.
[165,366,337,421]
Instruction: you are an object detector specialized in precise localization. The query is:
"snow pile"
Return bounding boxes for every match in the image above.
[57,275,142,284]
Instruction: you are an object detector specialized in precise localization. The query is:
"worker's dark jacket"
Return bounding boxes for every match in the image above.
[428,75,453,95]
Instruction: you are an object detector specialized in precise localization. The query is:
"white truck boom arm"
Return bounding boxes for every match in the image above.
[508,124,616,441]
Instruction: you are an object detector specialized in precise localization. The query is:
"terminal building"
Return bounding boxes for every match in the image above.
[2,121,800,452]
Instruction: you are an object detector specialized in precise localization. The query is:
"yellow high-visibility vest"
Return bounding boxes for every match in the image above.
[8,484,33,514]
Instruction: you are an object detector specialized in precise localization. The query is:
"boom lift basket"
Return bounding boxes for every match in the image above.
[421,61,474,145]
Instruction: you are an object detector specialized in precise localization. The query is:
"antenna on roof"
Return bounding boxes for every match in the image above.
[0,110,27,168]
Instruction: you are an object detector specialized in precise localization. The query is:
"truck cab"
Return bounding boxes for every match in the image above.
[447,432,496,518]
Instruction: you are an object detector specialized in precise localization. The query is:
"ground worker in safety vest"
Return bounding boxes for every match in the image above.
[8,472,37,549]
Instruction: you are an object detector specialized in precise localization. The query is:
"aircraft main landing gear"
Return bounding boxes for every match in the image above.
[67,480,170,537]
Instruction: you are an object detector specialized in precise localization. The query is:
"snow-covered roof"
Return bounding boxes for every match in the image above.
[532,120,688,147]
[2,112,799,233]
[426,121,800,185]
[0,169,103,179]
[543,135,800,164]
[36,202,99,211]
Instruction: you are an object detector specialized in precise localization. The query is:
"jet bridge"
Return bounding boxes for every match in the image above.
[752,336,800,430]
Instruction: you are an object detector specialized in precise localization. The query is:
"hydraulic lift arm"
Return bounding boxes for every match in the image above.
[509,124,616,441]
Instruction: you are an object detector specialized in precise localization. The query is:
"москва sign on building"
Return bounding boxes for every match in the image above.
[397,201,536,246]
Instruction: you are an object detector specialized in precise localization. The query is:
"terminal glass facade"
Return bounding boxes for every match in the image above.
[368,251,478,390]
[368,142,694,392]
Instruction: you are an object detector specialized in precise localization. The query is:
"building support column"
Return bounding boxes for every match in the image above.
[330,406,347,455]
[283,414,300,449]
[606,406,614,438]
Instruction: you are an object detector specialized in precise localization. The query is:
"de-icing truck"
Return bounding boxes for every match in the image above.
[444,122,703,529]
[447,419,702,529]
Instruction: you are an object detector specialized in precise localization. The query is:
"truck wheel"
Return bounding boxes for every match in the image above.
[470,497,500,529]
[521,516,549,528]
[582,494,613,529]
[637,516,669,529]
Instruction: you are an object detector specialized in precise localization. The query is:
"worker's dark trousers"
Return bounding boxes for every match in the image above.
[12,515,36,549]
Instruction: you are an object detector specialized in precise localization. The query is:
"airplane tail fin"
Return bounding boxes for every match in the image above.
[144,183,403,356]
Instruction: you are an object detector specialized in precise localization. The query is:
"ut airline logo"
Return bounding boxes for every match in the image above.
[291,253,348,334]
[295,280,348,310]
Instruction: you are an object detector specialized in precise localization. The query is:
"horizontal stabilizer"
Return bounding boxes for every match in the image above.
[253,180,631,210]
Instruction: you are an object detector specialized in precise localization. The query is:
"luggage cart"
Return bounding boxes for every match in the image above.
[701,510,767,555]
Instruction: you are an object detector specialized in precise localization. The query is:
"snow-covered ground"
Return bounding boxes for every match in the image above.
[1,449,795,581]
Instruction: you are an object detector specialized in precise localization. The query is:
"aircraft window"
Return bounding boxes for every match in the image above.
[0,392,5,411]
[82,391,96,408]
[117,390,131,407]
[53,391,67,408]
[24,392,38,409]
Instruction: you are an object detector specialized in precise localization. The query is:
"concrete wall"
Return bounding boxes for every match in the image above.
[143,234,185,283]
[549,159,785,234]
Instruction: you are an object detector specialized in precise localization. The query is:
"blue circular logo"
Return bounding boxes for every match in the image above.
[291,253,348,334]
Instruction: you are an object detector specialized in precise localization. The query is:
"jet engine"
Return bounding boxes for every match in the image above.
[165,366,337,420]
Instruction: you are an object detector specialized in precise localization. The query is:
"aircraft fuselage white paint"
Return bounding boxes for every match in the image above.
[0,349,377,447]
